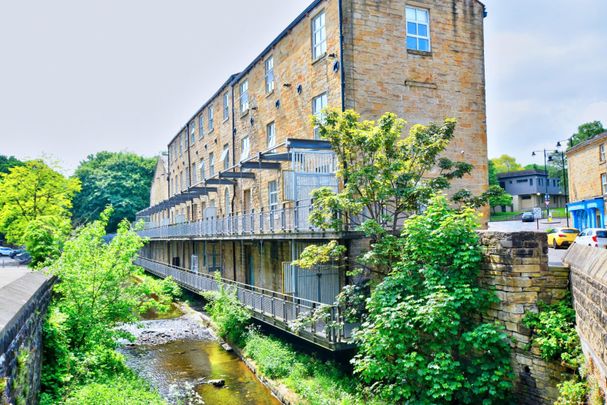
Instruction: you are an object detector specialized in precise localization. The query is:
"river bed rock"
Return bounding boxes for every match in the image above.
[119,311,215,345]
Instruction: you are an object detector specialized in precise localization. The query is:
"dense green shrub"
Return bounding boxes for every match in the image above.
[352,197,514,404]
[202,273,252,344]
[64,376,164,405]
[555,378,588,405]
[244,329,296,379]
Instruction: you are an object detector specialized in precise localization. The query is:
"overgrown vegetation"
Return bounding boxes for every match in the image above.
[523,296,600,404]
[39,208,178,404]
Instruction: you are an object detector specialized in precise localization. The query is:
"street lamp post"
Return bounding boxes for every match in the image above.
[531,149,550,219]
[555,141,570,227]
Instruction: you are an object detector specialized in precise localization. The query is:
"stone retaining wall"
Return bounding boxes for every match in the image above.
[563,244,607,397]
[0,270,54,405]
[479,231,570,404]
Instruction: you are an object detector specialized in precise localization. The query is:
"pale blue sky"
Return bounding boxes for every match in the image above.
[0,0,605,173]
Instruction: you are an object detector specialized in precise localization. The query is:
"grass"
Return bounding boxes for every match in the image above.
[490,207,569,222]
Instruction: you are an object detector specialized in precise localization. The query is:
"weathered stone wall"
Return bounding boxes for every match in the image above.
[0,270,54,405]
[563,243,607,398]
[479,231,570,404]
[566,133,607,203]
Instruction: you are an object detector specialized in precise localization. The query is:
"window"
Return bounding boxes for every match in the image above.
[539,178,543,186]
[602,173,607,195]
[601,144,606,162]
[516,179,528,183]
[191,163,197,185]
[209,153,215,177]
[265,56,274,93]
[200,159,205,181]
[267,122,276,147]
[406,6,431,52]
[240,136,250,162]
[182,132,186,154]
[312,11,327,60]
[239,80,249,113]
[268,181,278,211]
[180,172,184,191]
[189,120,196,145]
[223,92,229,121]
[208,106,214,132]
[529,179,533,186]
[199,114,204,138]
[185,167,190,188]
[221,144,230,170]
[224,188,231,215]
[312,92,328,139]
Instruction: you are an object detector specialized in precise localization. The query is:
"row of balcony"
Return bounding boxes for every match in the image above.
[134,256,354,350]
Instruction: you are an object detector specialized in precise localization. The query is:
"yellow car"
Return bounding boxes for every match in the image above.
[547,227,580,249]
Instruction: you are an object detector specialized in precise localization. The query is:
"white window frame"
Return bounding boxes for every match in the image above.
[602,173,607,195]
[239,80,249,114]
[224,188,231,215]
[189,120,196,145]
[240,136,250,162]
[406,6,431,52]
[268,181,278,211]
[209,153,215,177]
[221,144,230,170]
[312,92,328,139]
[223,92,229,121]
[267,121,276,148]
[312,11,327,60]
[600,144,606,162]
[208,106,214,132]
[191,162,197,185]
[265,56,275,94]
[199,114,204,138]
[185,167,190,188]
[200,159,205,181]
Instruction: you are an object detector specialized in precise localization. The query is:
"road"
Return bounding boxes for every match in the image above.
[488,220,570,266]
[0,256,26,270]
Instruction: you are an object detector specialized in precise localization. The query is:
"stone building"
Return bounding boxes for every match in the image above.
[566,132,607,230]
[136,0,488,349]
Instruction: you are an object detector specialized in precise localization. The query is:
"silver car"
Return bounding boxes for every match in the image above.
[0,247,14,256]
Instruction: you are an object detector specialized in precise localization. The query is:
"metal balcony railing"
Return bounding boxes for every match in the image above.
[134,256,353,350]
[137,199,350,239]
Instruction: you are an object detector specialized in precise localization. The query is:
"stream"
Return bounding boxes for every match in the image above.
[119,307,281,405]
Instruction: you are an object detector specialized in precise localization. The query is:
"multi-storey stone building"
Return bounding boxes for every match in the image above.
[566,132,607,230]
[137,0,488,350]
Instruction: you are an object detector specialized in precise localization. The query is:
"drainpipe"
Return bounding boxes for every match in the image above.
[338,0,346,112]
[231,82,238,280]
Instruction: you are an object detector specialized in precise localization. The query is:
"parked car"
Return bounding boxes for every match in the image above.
[575,228,607,249]
[547,227,580,249]
[0,247,14,257]
[14,252,31,265]
[521,212,535,222]
[9,248,25,258]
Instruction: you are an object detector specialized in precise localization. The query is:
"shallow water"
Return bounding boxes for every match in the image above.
[120,311,280,404]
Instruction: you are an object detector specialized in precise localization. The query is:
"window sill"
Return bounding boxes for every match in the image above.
[407,49,432,57]
[208,129,215,135]
[240,109,250,118]
[265,89,275,98]
[312,54,327,66]
[222,118,229,124]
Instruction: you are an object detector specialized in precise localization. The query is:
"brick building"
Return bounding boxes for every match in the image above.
[566,132,607,230]
[136,0,488,349]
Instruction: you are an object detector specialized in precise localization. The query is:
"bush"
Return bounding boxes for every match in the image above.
[244,329,296,379]
[555,378,588,405]
[202,273,251,344]
[64,376,164,405]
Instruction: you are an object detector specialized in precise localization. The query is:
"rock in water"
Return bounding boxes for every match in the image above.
[221,343,233,352]
[208,379,225,388]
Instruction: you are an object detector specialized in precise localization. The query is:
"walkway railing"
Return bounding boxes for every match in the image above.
[134,257,354,350]
[137,199,351,239]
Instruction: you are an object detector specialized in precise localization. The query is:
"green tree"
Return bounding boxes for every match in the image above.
[491,154,523,173]
[488,160,498,186]
[488,185,513,213]
[72,152,157,233]
[569,120,605,148]
[0,160,80,266]
[352,197,513,403]
[0,155,23,173]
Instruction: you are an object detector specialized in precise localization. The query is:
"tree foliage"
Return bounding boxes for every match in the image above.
[0,160,80,266]
[72,152,157,233]
[0,155,23,174]
[491,154,523,173]
[488,160,498,186]
[569,120,605,148]
[40,208,179,402]
[352,197,513,403]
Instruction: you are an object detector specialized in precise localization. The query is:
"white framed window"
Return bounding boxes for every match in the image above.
[199,114,204,138]
[312,11,327,60]
[179,136,183,156]
[209,153,215,177]
[182,131,186,154]
[208,106,214,132]
[180,172,184,191]
[221,144,230,170]
[312,92,328,139]
[265,56,275,94]
[267,122,276,147]
[602,173,607,195]
[223,92,229,121]
[268,180,278,211]
[600,144,606,162]
[189,120,196,145]
[239,80,249,114]
[200,159,205,181]
[174,175,178,194]
[224,188,231,215]
[191,163,197,185]
[185,167,190,188]
[240,136,250,162]
[406,6,431,52]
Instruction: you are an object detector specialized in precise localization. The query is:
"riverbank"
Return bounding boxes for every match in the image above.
[119,305,280,404]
